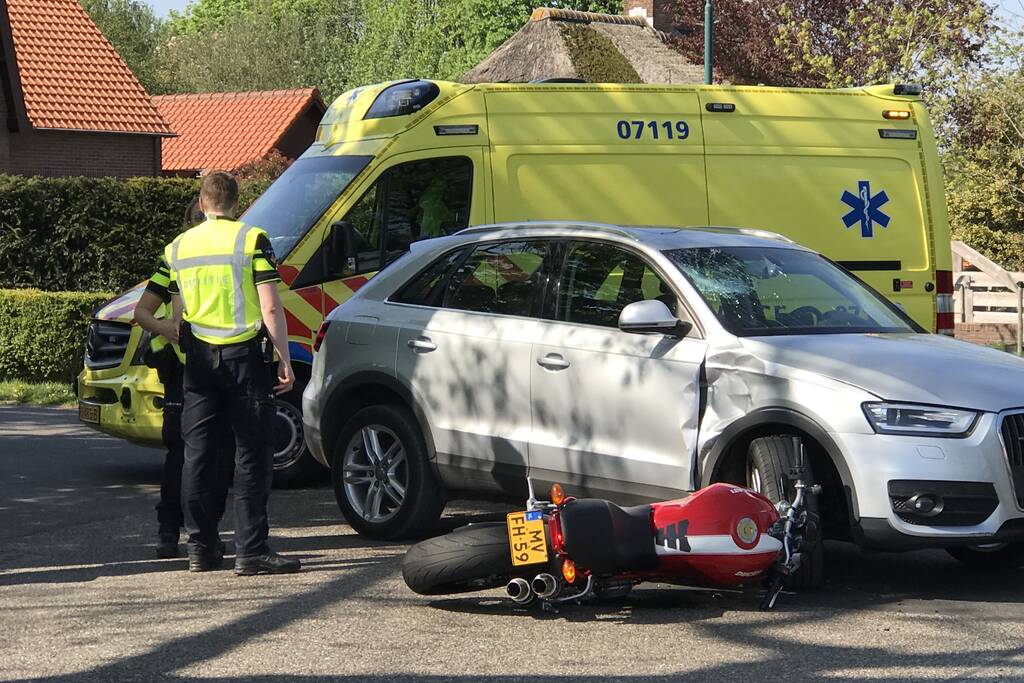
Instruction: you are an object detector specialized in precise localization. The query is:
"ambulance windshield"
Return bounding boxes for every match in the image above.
[665,246,919,336]
[241,155,372,259]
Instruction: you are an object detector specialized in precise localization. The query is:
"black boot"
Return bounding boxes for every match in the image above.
[234,551,301,576]
[188,538,226,572]
[156,528,180,559]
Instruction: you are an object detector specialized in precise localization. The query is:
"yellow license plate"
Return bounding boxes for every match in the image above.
[78,402,100,424]
[506,510,548,567]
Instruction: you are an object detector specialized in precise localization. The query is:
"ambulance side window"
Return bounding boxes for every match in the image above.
[344,183,383,272]
[338,156,473,274]
[381,156,473,263]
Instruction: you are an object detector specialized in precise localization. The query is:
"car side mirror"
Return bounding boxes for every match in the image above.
[618,300,692,338]
[327,220,359,276]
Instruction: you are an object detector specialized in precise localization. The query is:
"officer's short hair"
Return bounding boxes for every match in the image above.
[200,171,239,215]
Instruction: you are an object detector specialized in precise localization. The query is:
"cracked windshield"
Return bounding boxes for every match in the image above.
[665,246,916,336]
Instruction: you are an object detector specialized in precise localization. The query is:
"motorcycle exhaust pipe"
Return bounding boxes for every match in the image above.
[506,577,533,604]
[531,573,560,600]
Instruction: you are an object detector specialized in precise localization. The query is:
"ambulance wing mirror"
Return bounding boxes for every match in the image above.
[327,220,359,276]
[618,300,692,338]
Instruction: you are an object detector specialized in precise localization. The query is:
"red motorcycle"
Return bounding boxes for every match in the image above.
[403,438,819,610]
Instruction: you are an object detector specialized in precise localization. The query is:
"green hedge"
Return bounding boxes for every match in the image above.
[0,175,270,293]
[0,289,113,384]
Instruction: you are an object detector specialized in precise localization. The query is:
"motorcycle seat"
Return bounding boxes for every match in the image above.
[559,499,658,574]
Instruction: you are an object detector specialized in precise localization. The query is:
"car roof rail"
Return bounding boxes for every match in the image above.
[696,226,796,244]
[453,221,642,242]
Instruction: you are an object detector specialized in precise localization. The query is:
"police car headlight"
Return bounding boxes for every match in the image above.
[862,402,979,438]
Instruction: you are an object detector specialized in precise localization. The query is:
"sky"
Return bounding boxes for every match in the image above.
[147,0,189,17]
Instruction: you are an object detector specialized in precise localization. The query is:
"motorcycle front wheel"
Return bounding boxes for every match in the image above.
[402,523,515,595]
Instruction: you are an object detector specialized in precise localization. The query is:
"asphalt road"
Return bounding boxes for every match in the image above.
[2,406,1024,682]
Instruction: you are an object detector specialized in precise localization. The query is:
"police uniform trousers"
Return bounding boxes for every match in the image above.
[181,337,274,557]
[156,355,234,532]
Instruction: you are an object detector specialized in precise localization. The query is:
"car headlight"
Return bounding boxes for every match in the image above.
[862,402,980,438]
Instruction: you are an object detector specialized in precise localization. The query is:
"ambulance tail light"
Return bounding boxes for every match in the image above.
[936,270,955,336]
[313,321,331,353]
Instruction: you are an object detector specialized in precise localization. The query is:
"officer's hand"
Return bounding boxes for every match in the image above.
[160,319,180,344]
[275,360,295,395]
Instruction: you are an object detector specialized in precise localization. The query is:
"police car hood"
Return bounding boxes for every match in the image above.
[93,282,146,324]
[740,333,1024,413]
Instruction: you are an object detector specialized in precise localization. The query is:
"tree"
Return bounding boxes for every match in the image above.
[942,32,1024,268]
[80,0,166,93]
[668,0,992,92]
[156,0,357,100]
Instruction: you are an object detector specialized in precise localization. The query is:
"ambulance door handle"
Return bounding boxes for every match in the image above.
[537,353,570,371]
[407,336,437,353]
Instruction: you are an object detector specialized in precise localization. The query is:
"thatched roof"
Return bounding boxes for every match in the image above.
[461,8,704,85]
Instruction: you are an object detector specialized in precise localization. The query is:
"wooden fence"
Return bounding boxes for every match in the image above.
[952,240,1024,352]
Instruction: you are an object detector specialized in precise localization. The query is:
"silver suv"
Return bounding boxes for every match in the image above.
[303,223,1024,578]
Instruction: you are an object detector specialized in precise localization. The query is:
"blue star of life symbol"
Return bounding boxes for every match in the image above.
[841,180,891,238]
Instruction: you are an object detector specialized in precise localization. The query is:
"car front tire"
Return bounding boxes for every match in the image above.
[747,435,825,589]
[947,542,1024,567]
[331,404,445,539]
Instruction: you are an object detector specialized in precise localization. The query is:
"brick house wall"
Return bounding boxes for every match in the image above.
[955,323,1018,348]
[624,0,673,32]
[0,127,161,177]
[0,81,9,169]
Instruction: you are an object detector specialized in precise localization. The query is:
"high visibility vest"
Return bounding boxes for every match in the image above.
[165,217,269,346]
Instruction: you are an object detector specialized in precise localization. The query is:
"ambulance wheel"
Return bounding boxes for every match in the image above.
[271,379,324,488]
[747,435,824,589]
[331,404,445,540]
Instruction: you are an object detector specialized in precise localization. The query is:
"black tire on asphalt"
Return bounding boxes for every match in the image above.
[331,404,445,540]
[747,435,825,589]
[271,385,326,489]
[947,542,1024,567]
[403,523,514,595]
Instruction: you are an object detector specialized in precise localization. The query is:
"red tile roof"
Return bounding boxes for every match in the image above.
[153,89,324,173]
[3,0,172,135]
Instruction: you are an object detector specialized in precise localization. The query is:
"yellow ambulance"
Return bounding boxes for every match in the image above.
[76,78,953,484]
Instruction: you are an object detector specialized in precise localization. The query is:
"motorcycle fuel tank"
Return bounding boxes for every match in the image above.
[650,483,781,585]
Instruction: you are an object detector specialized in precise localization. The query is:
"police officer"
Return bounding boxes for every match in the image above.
[135,198,234,559]
[166,171,299,575]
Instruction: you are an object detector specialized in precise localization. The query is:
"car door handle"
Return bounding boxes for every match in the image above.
[537,353,570,371]
[407,337,437,353]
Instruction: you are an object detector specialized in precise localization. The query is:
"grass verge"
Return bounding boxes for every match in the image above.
[0,380,75,406]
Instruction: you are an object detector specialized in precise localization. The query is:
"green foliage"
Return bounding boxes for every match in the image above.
[346,0,451,87]
[156,0,356,101]
[80,0,167,94]
[0,380,76,406]
[774,1,992,90]
[942,30,1024,268]
[0,175,269,293]
[560,24,641,83]
[155,0,622,100]
[0,290,113,384]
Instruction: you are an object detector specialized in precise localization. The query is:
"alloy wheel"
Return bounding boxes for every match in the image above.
[747,458,763,493]
[343,424,408,523]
